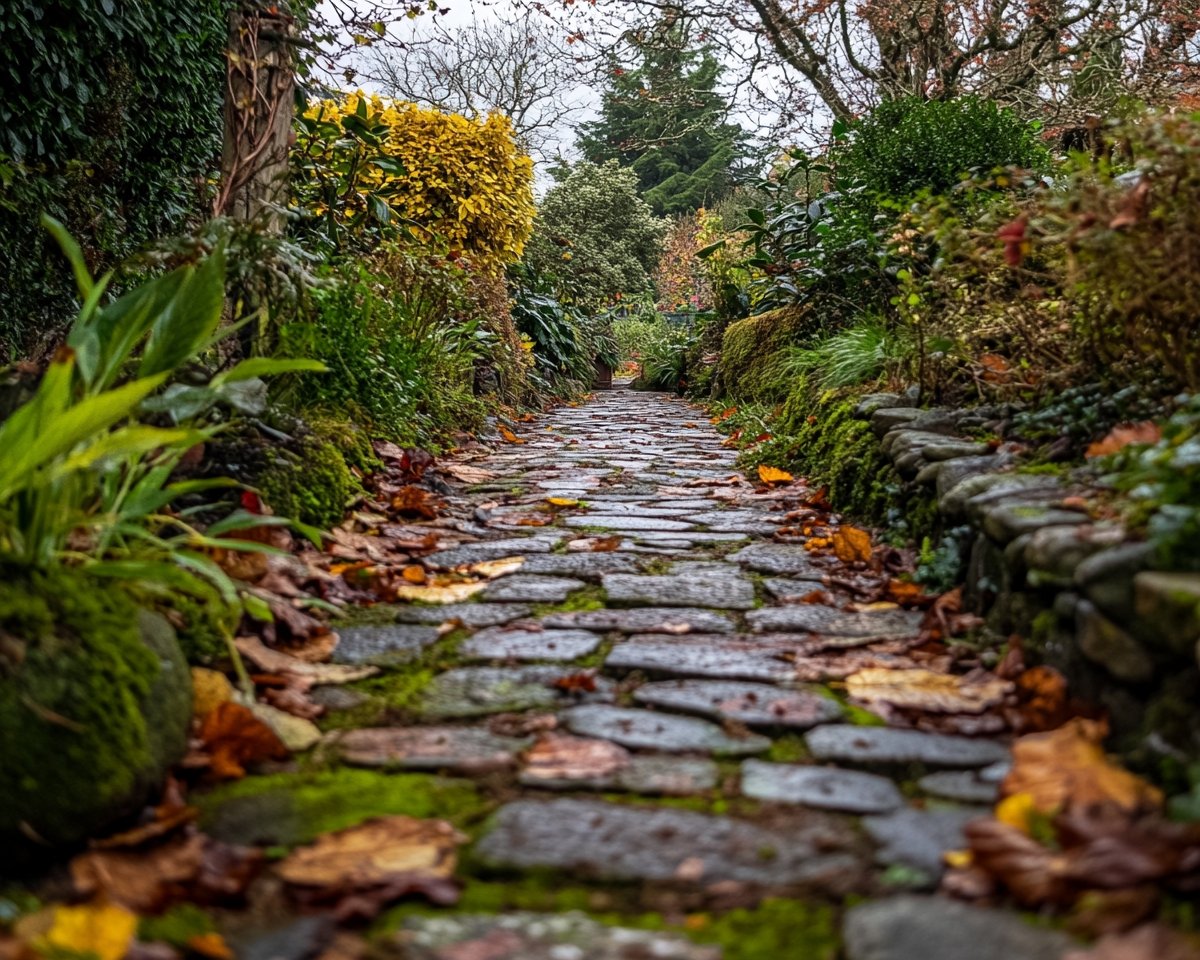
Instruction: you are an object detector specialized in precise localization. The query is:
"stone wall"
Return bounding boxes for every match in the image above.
[853,393,1200,765]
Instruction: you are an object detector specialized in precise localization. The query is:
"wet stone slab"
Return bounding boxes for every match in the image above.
[729,543,827,579]
[607,635,802,682]
[565,515,698,532]
[475,797,865,889]
[460,626,601,662]
[331,624,441,666]
[917,770,1001,804]
[423,538,559,569]
[562,705,770,755]
[482,575,587,603]
[602,573,756,610]
[330,726,531,774]
[843,896,1074,960]
[806,725,1009,768]
[394,602,533,628]
[764,578,834,602]
[633,679,843,729]
[396,913,722,960]
[740,760,903,814]
[745,606,924,638]
[541,607,736,634]
[863,807,986,879]
[418,666,614,718]
[516,552,642,580]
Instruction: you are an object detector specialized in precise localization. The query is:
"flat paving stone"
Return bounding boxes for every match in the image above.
[482,574,586,603]
[740,760,903,813]
[396,912,721,960]
[541,607,736,634]
[330,726,530,773]
[424,538,558,569]
[565,515,697,532]
[918,770,1002,804]
[475,797,864,889]
[746,605,924,637]
[729,542,826,579]
[394,602,533,627]
[519,736,719,794]
[607,635,803,682]
[562,705,770,755]
[602,573,756,609]
[843,896,1074,960]
[461,626,601,662]
[633,679,843,729]
[331,624,441,666]
[806,725,1009,768]
[517,552,642,580]
[862,807,988,878]
[763,578,834,601]
[418,666,614,718]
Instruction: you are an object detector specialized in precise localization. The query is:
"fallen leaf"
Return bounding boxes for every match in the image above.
[187,933,234,960]
[72,835,207,912]
[1009,664,1070,732]
[250,701,322,752]
[192,668,233,719]
[1086,422,1162,459]
[498,426,525,444]
[757,464,793,485]
[549,671,598,693]
[234,637,378,684]
[198,701,289,780]
[440,462,495,484]
[711,406,738,423]
[391,486,439,520]
[522,733,630,781]
[467,557,525,579]
[832,525,873,564]
[844,668,1013,714]
[38,901,137,960]
[965,817,1074,905]
[401,565,427,584]
[392,581,488,604]
[886,579,926,605]
[1002,718,1163,815]
[546,497,579,507]
[277,816,466,888]
[589,536,622,552]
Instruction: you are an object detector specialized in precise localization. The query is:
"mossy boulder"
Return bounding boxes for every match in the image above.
[258,435,360,529]
[0,567,192,863]
[717,305,814,401]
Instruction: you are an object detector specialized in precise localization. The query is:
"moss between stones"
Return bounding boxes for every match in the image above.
[377,880,839,960]
[195,768,491,846]
[531,585,607,617]
[0,566,188,853]
[139,904,217,948]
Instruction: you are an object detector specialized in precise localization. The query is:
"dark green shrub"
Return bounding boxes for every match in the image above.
[833,96,1050,200]
[258,435,360,529]
[0,0,232,359]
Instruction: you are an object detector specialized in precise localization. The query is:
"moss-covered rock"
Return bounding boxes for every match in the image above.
[258,435,360,529]
[717,306,813,402]
[0,567,192,861]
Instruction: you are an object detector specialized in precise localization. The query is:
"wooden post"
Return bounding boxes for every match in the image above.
[216,3,295,232]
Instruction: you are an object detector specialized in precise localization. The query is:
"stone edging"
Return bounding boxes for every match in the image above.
[853,392,1200,761]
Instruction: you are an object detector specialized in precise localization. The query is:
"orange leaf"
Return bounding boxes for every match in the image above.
[498,426,525,444]
[401,565,427,584]
[199,702,289,780]
[757,464,793,485]
[832,525,873,564]
[391,486,438,520]
[187,934,235,960]
[1085,421,1162,458]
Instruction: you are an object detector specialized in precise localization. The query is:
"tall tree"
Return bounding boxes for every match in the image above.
[577,22,744,215]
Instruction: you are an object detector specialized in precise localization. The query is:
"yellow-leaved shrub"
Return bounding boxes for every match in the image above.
[294,92,535,267]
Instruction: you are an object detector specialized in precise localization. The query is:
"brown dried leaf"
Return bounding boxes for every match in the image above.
[1003,719,1163,815]
[391,486,439,520]
[276,816,466,888]
[234,636,378,684]
[1086,422,1162,459]
[198,701,289,780]
[964,817,1075,906]
[832,525,873,564]
[844,668,1013,714]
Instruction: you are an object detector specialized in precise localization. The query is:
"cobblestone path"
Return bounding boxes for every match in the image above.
[207,388,1077,960]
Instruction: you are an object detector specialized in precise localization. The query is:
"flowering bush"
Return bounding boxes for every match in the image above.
[654,211,713,312]
[292,93,535,268]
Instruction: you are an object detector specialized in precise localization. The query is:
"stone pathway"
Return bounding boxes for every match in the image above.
[207,388,1074,960]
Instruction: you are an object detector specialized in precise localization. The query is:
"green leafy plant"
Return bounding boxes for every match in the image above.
[778,316,910,389]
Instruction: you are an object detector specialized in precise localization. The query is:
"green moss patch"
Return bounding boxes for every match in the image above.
[718,306,814,402]
[195,768,490,848]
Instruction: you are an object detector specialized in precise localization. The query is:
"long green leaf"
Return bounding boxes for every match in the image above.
[41,214,95,299]
[211,357,327,386]
[138,244,227,379]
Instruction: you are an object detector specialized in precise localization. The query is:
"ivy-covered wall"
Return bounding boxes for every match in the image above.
[0,0,232,359]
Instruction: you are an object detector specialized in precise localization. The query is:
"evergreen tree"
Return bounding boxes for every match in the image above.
[577,23,744,216]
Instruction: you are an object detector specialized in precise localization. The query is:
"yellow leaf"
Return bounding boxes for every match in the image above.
[467,557,525,579]
[191,667,233,719]
[844,668,1013,714]
[42,902,138,960]
[393,581,487,604]
[832,525,873,564]
[995,792,1038,834]
[546,497,579,507]
[498,425,525,444]
[757,464,793,485]
[943,848,974,869]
